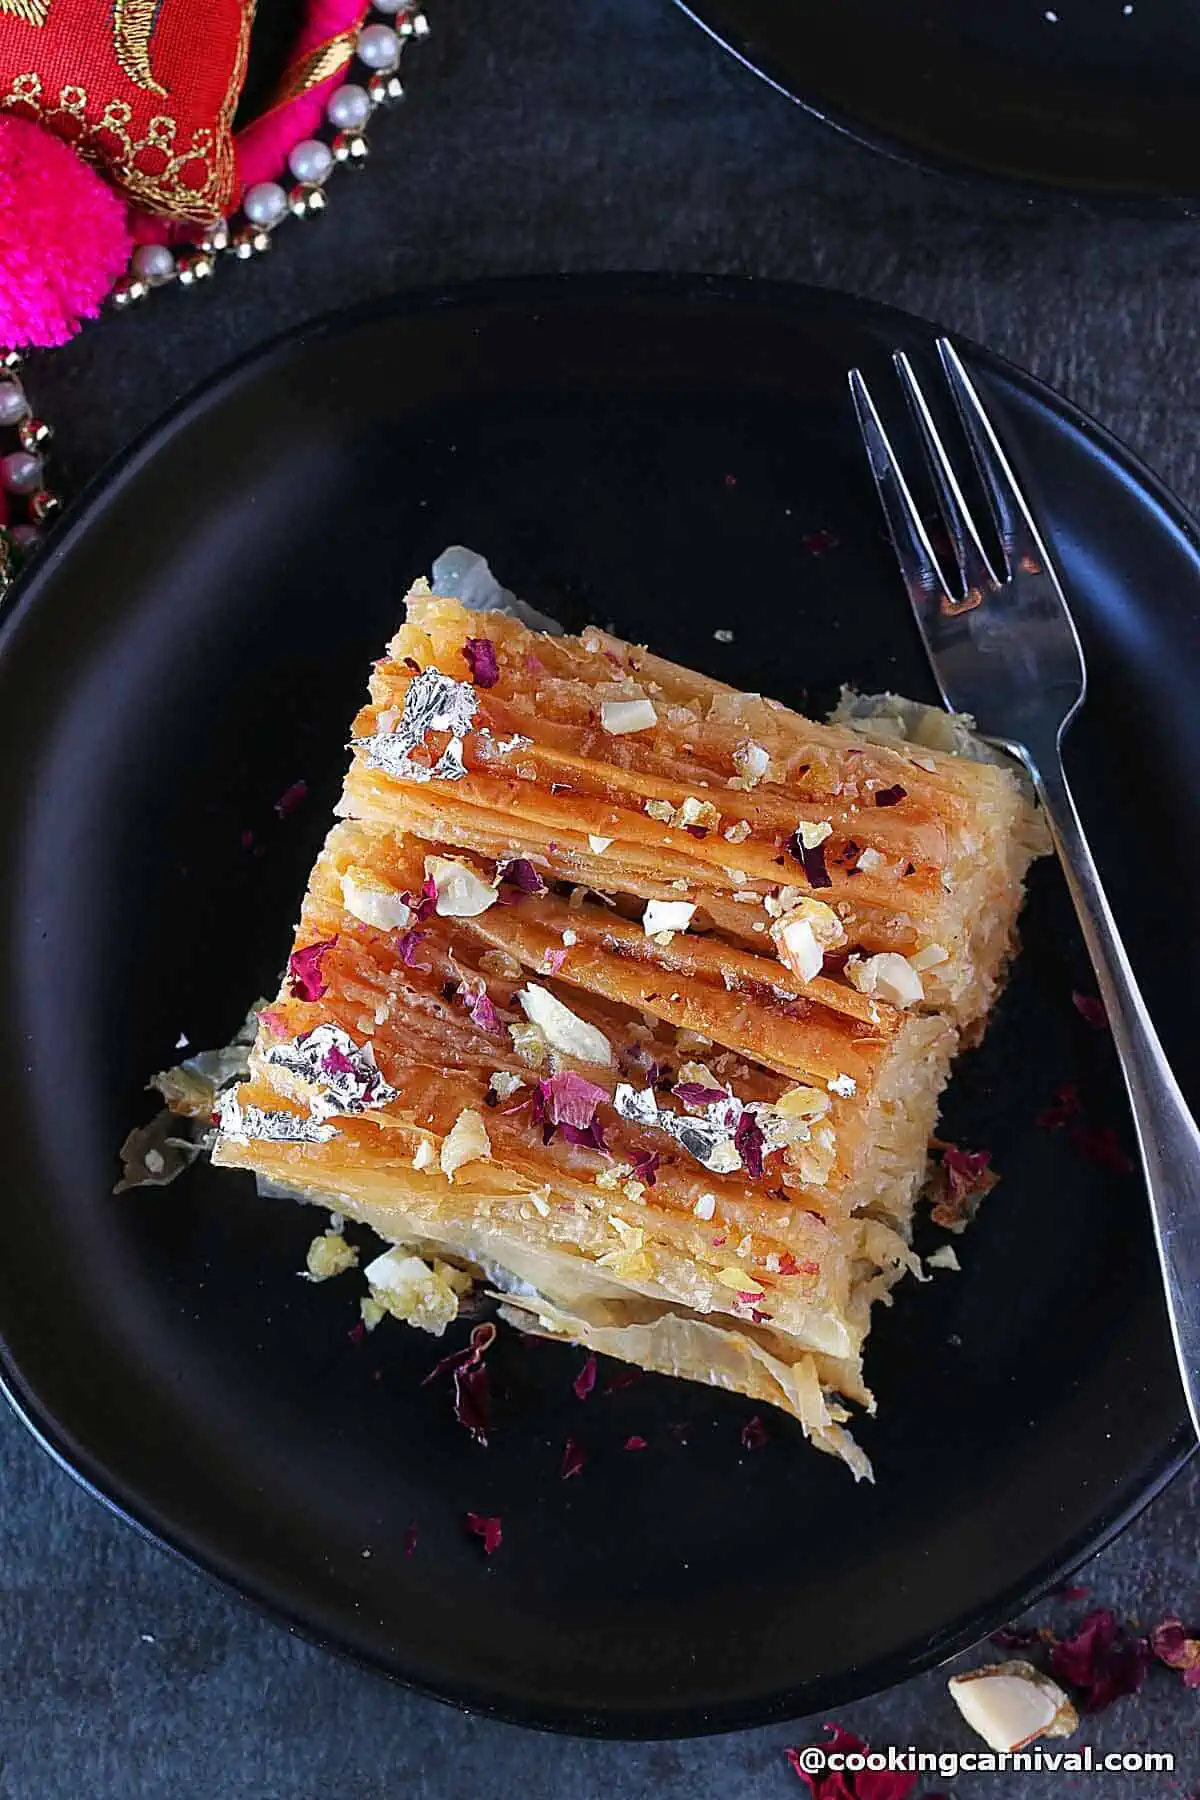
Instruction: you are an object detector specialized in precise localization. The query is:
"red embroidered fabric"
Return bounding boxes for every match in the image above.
[0,0,256,222]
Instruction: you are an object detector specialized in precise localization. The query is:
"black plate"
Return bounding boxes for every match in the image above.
[0,276,1195,1738]
[673,0,1200,210]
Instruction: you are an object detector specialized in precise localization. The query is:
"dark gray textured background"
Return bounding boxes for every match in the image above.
[4,2,1199,1795]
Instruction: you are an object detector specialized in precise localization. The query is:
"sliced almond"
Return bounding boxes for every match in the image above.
[341,868,413,932]
[948,1662,1078,1753]
[642,899,696,937]
[518,983,613,1067]
[424,855,497,918]
[440,1108,492,1177]
[846,951,924,1009]
[601,697,657,735]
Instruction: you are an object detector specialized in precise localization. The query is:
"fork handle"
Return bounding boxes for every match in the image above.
[1029,741,1200,1443]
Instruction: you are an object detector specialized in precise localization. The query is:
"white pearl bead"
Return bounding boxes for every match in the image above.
[0,381,29,427]
[243,181,288,227]
[357,23,400,69]
[131,242,176,285]
[371,0,409,11]
[1,450,43,495]
[287,138,334,185]
[326,83,371,129]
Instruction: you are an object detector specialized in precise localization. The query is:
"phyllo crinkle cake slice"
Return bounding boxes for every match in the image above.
[212,577,1046,1476]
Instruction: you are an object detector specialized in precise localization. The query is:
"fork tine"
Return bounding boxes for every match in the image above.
[848,368,952,608]
[892,351,1001,599]
[935,337,1050,575]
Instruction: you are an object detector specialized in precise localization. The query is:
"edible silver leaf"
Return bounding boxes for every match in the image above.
[354,732,468,784]
[400,665,479,741]
[216,1091,337,1144]
[613,1082,742,1174]
[430,736,467,781]
[264,1023,398,1117]
[613,1082,660,1130]
[354,666,478,784]
[670,1116,743,1174]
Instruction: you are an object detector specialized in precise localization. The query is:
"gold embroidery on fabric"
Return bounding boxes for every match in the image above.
[111,0,167,98]
[0,0,253,223]
[272,26,359,108]
[0,0,50,26]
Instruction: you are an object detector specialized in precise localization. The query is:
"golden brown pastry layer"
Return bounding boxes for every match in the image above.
[212,585,1044,1474]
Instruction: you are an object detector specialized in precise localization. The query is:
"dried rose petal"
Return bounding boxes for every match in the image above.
[525,651,545,674]
[929,1141,999,1231]
[453,1363,491,1446]
[560,1437,586,1480]
[347,1320,365,1346]
[257,1005,289,1038]
[463,637,500,688]
[544,946,568,974]
[1037,1083,1082,1130]
[395,928,430,970]
[469,989,502,1033]
[789,832,832,889]
[801,529,841,556]
[497,858,546,896]
[288,937,337,1002]
[400,877,439,924]
[536,1071,608,1131]
[630,1149,662,1186]
[1048,1608,1150,1713]
[777,1252,820,1277]
[274,778,308,819]
[423,1322,496,1386]
[573,1353,597,1401]
[604,1368,642,1393]
[1150,1617,1200,1687]
[944,1145,992,1196]
[322,1043,357,1080]
[561,1119,608,1151]
[1053,1582,1090,1602]
[740,1415,768,1450]
[624,1435,647,1451]
[465,1511,502,1554]
[785,1723,916,1799]
[1071,1125,1134,1174]
[239,827,255,851]
[735,1110,765,1180]
[1035,1084,1133,1172]
[1071,991,1109,1031]
[404,1522,418,1559]
[672,1082,729,1109]
[874,784,907,807]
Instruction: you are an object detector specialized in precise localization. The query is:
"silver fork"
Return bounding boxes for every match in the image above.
[849,338,1200,1445]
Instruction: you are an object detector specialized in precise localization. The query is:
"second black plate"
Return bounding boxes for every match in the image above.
[675,0,1200,209]
[0,276,1195,1736]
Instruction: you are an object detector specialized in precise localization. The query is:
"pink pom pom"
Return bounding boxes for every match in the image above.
[0,118,132,350]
